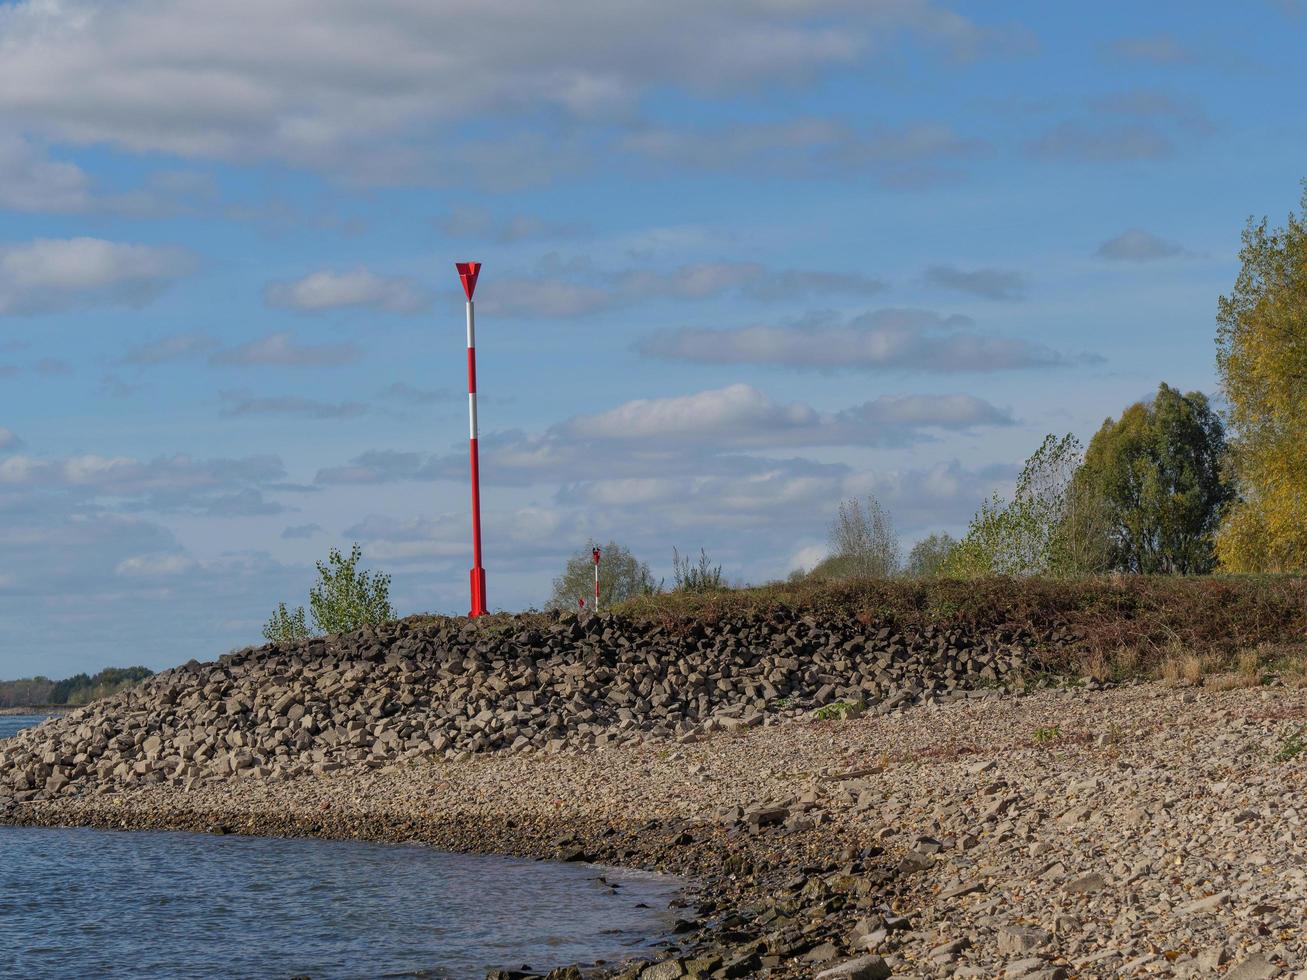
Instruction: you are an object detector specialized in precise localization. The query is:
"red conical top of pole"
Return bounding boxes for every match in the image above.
[455,262,481,300]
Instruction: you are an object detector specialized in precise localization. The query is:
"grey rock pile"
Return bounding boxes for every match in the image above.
[0,610,1038,806]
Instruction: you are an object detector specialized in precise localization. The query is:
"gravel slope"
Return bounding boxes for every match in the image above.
[7,681,1306,978]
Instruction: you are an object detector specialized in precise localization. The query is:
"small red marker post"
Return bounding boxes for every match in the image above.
[456,261,487,618]
[592,546,601,614]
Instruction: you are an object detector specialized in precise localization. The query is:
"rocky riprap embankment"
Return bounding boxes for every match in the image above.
[0,611,1047,805]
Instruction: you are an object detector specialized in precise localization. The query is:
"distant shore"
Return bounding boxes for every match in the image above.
[0,706,70,716]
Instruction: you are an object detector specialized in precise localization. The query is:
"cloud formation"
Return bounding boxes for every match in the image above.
[925,264,1025,300]
[1105,35,1193,65]
[1095,228,1189,261]
[621,118,980,184]
[264,267,428,314]
[0,0,1015,182]
[639,308,1091,372]
[123,331,219,365]
[315,383,1012,488]
[0,238,194,315]
[219,393,368,420]
[478,259,885,318]
[281,523,324,539]
[209,332,362,368]
[435,207,587,244]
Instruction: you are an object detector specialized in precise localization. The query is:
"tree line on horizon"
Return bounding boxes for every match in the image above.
[0,666,155,709]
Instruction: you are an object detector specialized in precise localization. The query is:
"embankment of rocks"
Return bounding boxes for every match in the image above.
[0,610,1059,807]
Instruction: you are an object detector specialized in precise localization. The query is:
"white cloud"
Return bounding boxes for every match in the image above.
[0,0,1016,182]
[264,267,428,314]
[0,238,194,315]
[1095,228,1189,262]
[0,135,90,212]
[0,448,287,514]
[478,259,884,318]
[565,384,1012,448]
[789,543,829,572]
[315,383,1012,490]
[640,308,1093,372]
[0,427,19,452]
[114,552,198,578]
[209,331,362,367]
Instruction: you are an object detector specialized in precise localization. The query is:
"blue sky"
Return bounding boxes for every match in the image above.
[1,1,1304,676]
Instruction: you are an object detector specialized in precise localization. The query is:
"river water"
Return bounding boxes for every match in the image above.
[0,717,681,978]
[0,714,51,740]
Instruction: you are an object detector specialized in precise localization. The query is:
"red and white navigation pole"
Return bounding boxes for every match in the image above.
[456,261,488,618]
[592,546,601,614]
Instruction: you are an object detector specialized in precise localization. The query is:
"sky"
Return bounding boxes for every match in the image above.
[1,1,1305,677]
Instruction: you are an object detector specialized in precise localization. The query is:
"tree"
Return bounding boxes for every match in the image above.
[1073,383,1232,574]
[905,533,958,578]
[1215,184,1307,572]
[263,543,394,641]
[943,434,1088,578]
[548,541,659,610]
[812,495,900,579]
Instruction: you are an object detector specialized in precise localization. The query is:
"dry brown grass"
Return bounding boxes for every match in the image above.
[1160,651,1205,686]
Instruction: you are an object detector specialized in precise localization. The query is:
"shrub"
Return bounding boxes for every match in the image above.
[673,547,725,593]
[263,602,310,644]
[263,543,394,641]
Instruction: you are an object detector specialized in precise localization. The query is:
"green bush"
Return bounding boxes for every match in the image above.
[263,543,394,642]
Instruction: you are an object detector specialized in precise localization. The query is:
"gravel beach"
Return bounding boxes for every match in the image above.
[7,678,1306,978]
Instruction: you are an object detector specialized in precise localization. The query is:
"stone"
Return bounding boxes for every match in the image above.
[1226,955,1277,980]
[813,955,892,980]
[638,960,685,980]
[998,925,1050,954]
[1063,872,1107,895]
[801,942,839,964]
[1177,891,1229,914]
[1195,946,1229,971]
[897,851,933,874]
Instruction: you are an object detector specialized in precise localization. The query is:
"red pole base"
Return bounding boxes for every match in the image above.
[469,567,488,618]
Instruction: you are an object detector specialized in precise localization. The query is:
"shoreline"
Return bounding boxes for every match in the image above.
[7,682,1306,977]
[4,752,912,979]
[4,604,1306,977]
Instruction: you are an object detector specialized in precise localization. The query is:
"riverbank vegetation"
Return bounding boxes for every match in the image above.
[0,666,154,709]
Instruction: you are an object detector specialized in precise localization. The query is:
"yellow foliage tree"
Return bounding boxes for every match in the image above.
[1215,184,1307,572]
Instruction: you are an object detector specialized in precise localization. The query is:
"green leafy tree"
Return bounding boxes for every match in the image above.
[1073,383,1232,574]
[812,495,900,579]
[308,544,395,634]
[263,543,394,641]
[548,541,660,610]
[1215,183,1307,571]
[672,547,725,592]
[905,533,958,578]
[263,602,310,644]
[943,434,1088,578]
